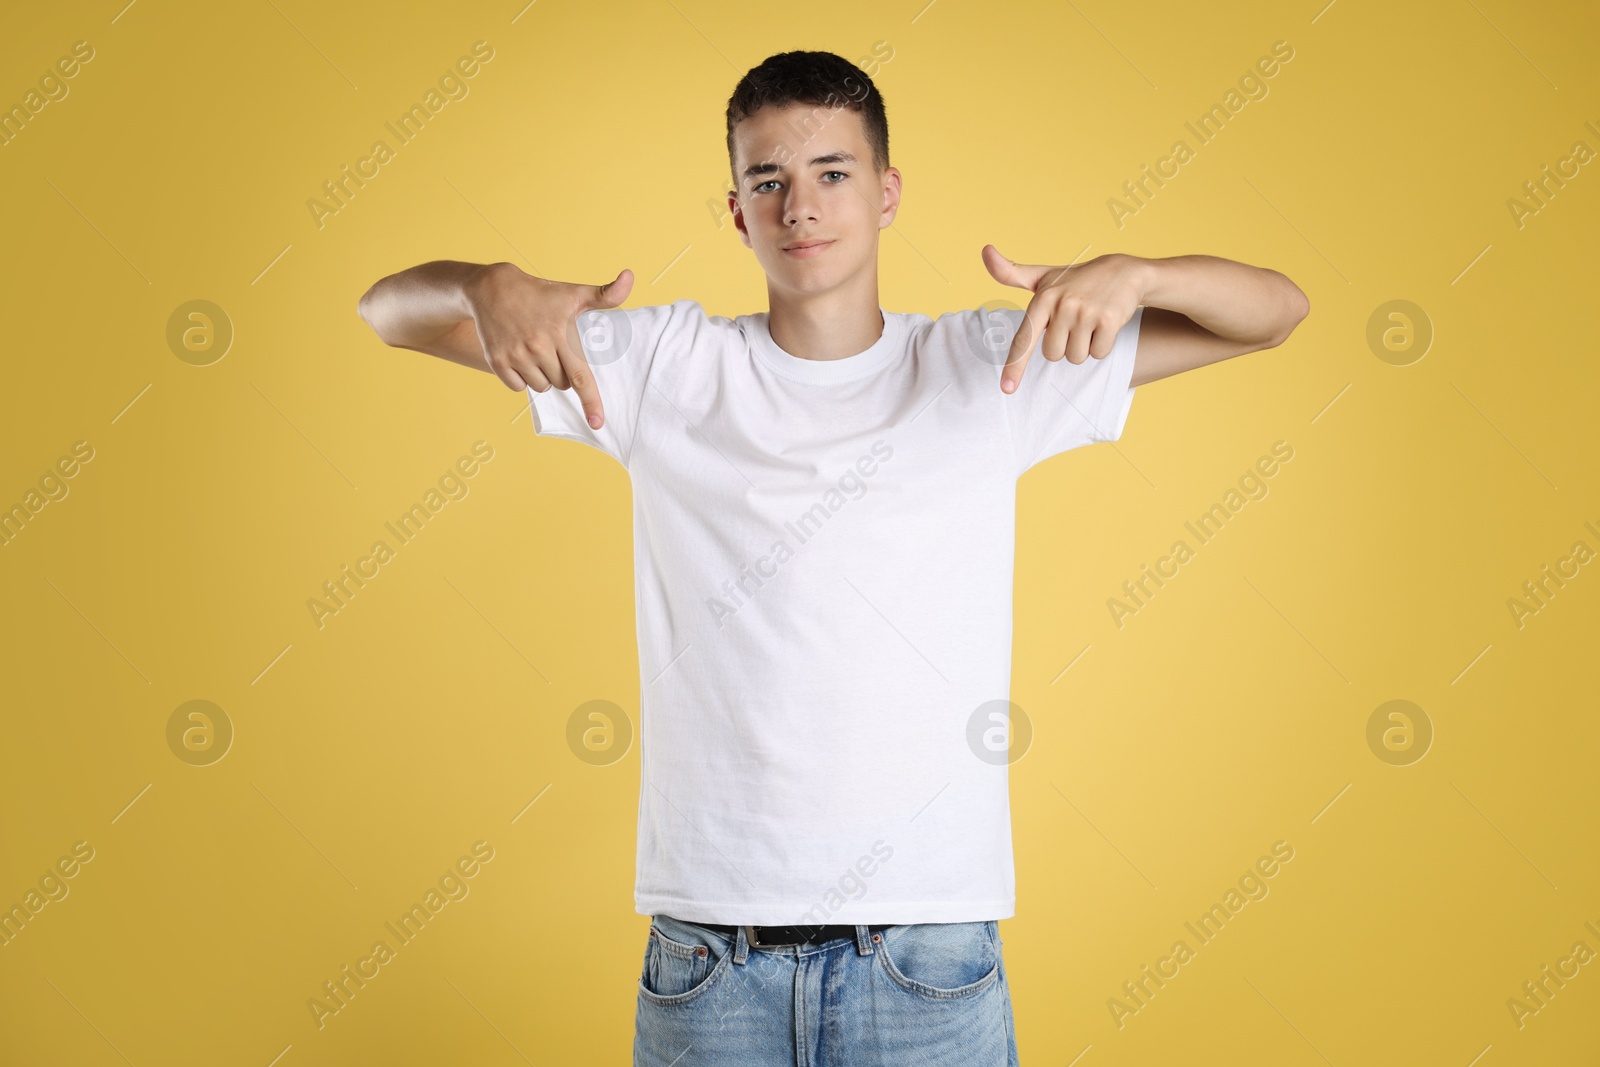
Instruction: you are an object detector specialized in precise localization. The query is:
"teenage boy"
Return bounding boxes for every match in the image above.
[358,49,1308,1067]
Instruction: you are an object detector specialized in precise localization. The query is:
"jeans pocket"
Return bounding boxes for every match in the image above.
[876,920,1002,1000]
[638,916,733,1007]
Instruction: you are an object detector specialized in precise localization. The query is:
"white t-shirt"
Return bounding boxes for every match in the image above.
[527,299,1142,925]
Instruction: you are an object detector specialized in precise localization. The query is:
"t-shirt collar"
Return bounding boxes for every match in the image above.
[749,307,902,384]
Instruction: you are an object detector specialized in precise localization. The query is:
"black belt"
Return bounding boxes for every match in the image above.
[698,921,892,947]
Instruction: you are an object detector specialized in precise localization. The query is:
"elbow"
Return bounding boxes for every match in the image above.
[1290,282,1310,326]
[1267,279,1309,348]
[356,287,389,344]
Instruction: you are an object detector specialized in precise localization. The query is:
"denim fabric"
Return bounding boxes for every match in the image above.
[634,913,1020,1065]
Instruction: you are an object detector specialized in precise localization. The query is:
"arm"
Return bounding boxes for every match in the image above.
[356,259,496,372]
[982,245,1309,391]
[356,259,635,429]
[1129,254,1309,388]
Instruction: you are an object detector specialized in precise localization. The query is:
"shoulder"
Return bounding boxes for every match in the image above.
[599,300,734,368]
[905,307,1012,378]
[620,299,741,338]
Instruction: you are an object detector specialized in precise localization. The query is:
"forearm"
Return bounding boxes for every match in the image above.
[357,259,499,347]
[1132,254,1308,347]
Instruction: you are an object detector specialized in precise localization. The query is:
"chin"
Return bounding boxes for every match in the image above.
[779,272,841,295]
[767,250,849,285]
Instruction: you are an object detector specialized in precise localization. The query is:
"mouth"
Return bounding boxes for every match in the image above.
[782,240,834,258]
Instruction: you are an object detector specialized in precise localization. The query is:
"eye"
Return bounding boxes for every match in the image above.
[753,171,848,194]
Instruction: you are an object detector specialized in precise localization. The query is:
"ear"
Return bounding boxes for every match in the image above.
[728,190,752,248]
[878,166,902,228]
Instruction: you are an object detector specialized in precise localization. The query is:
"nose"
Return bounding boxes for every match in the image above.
[783,187,820,228]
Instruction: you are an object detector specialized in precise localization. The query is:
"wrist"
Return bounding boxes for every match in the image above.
[460,260,517,315]
[1125,254,1161,306]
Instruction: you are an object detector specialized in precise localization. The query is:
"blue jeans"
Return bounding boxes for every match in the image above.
[634,914,1020,1065]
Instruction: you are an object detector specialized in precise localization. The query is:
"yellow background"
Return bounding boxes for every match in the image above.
[2,0,1597,1063]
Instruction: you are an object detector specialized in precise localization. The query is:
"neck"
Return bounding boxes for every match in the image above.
[764,281,884,362]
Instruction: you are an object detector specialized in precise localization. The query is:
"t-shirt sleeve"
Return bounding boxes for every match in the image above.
[525,299,692,469]
[997,305,1143,476]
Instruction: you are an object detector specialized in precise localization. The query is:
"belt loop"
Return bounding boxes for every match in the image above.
[733,923,750,965]
[855,924,874,956]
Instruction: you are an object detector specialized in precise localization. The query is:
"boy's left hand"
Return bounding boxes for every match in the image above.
[982,245,1147,394]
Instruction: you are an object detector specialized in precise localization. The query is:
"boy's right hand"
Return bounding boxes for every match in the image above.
[464,262,634,429]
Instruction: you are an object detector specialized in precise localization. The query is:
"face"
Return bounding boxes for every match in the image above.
[728,102,901,297]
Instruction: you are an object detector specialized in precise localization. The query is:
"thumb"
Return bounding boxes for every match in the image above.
[586,267,633,310]
[982,244,1042,291]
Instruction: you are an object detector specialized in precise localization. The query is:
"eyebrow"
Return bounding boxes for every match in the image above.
[741,151,858,184]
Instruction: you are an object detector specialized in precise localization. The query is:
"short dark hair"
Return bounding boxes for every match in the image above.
[725,50,889,190]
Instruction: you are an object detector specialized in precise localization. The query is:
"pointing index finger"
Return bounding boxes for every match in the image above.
[1001,299,1046,395]
[560,315,606,430]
